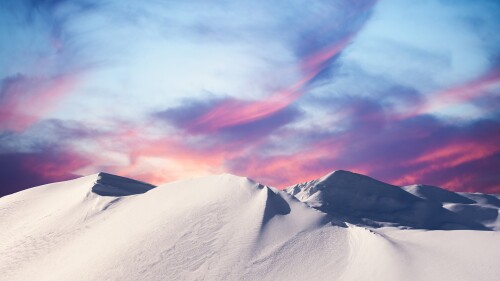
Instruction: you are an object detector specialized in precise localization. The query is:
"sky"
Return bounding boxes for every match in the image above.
[0,0,499,196]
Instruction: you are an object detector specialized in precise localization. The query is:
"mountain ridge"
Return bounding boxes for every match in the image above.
[285,170,499,230]
[3,169,498,230]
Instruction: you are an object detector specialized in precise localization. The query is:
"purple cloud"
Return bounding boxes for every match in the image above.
[0,150,90,197]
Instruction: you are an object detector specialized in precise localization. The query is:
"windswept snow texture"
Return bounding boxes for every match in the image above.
[286,170,500,230]
[1,172,499,281]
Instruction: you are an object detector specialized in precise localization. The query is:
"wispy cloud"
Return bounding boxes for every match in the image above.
[0,74,80,131]
[187,37,355,132]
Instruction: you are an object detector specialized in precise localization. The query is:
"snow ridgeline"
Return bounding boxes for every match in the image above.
[0,171,499,281]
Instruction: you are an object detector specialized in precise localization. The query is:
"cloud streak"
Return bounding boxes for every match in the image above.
[405,67,500,118]
[187,37,354,132]
[185,1,378,133]
[0,74,79,131]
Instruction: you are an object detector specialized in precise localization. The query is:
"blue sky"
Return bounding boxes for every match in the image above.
[0,0,499,195]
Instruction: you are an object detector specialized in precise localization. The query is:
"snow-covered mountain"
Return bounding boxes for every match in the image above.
[1,171,499,281]
[286,170,500,230]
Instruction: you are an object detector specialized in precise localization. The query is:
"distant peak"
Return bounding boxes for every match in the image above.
[316,170,393,188]
[321,170,365,180]
[91,172,156,197]
[327,169,353,174]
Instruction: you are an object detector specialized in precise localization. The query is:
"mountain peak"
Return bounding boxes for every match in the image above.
[287,169,403,200]
[322,169,362,177]
[285,170,489,230]
[319,170,396,187]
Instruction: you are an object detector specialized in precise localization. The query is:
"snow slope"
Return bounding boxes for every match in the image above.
[1,171,499,281]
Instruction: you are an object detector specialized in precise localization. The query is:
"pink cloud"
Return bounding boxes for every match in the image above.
[402,67,500,118]
[0,74,79,131]
[188,37,354,132]
[0,150,91,196]
[391,139,500,192]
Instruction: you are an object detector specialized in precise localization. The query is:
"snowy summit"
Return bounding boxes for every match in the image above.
[0,170,499,281]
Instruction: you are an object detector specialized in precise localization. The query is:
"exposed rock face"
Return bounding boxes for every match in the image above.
[91,172,156,196]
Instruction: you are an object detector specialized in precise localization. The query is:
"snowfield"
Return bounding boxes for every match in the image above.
[1,171,499,281]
